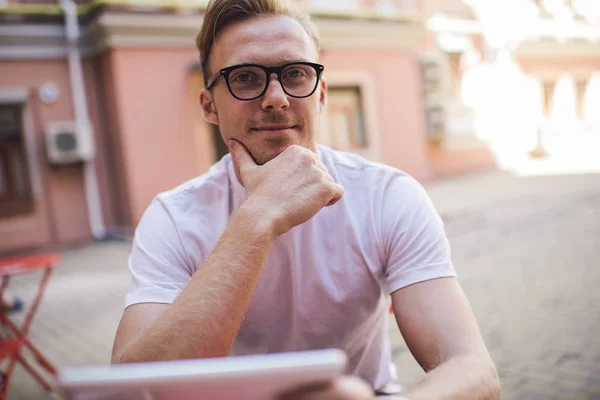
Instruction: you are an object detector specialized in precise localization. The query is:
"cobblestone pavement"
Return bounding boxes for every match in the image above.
[4,169,600,400]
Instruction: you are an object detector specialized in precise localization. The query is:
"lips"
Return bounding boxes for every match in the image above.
[253,125,294,131]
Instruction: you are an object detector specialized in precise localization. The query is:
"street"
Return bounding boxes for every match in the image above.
[5,168,600,400]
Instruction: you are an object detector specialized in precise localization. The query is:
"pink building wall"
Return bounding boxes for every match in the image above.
[109,46,438,227]
[321,48,433,181]
[0,58,120,253]
[107,49,207,224]
[0,2,503,253]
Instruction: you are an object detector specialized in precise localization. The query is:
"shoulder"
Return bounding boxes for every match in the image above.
[318,145,422,196]
[154,155,232,212]
[131,156,234,275]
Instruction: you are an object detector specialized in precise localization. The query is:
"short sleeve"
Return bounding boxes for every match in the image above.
[124,197,194,309]
[380,175,456,294]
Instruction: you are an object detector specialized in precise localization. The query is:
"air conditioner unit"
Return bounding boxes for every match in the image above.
[424,98,448,141]
[45,121,95,164]
[420,53,450,94]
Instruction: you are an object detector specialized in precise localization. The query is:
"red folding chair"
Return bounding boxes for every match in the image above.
[0,253,62,399]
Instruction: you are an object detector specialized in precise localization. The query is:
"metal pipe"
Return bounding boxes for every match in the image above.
[60,0,106,240]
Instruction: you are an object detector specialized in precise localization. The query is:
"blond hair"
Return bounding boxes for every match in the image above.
[196,0,320,83]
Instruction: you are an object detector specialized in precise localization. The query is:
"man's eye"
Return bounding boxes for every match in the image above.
[233,73,254,82]
[286,69,306,78]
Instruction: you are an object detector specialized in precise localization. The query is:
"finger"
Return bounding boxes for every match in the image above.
[228,139,256,186]
[317,167,334,184]
[326,183,345,206]
[277,376,372,400]
[276,381,333,400]
[309,157,335,184]
[329,376,375,398]
[315,160,330,176]
[317,163,333,182]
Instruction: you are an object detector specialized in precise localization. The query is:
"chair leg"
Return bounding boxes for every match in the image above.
[23,337,57,375]
[1,355,18,398]
[0,266,57,396]
[15,353,54,391]
[0,371,7,400]
[21,268,53,335]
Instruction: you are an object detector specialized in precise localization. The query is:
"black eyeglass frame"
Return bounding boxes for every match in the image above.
[205,62,325,101]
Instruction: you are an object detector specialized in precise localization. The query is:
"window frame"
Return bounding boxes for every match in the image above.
[0,94,35,219]
[320,70,382,161]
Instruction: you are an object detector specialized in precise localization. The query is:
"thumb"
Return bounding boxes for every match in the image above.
[228,139,256,186]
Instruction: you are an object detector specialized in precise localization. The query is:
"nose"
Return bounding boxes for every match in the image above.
[261,73,290,111]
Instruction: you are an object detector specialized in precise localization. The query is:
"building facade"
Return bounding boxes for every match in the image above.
[0,0,598,254]
[426,0,600,169]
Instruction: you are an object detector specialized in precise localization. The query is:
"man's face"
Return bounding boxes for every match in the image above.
[199,16,327,165]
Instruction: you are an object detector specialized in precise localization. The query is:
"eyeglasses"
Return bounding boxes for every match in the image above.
[206,62,325,101]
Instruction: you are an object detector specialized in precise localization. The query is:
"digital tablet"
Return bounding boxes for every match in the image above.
[57,348,347,400]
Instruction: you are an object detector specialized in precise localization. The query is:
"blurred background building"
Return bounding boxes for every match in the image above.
[0,0,599,254]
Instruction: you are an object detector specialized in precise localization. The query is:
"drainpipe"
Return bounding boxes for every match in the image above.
[60,0,106,240]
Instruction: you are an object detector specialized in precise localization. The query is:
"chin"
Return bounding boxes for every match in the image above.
[247,137,316,165]
[252,147,288,165]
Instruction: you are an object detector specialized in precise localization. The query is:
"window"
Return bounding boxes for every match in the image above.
[0,103,33,218]
[327,87,368,152]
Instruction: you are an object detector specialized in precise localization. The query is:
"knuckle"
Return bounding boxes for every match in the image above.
[286,144,302,155]
[300,152,316,166]
[319,169,333,182]
[319,181,334,195]
[310,167,327,183]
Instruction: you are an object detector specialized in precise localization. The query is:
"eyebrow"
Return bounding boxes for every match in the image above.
[225,57,310,68]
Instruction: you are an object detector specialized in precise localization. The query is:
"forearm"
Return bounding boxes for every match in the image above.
[399,354,500,400]
[117,201,276,363]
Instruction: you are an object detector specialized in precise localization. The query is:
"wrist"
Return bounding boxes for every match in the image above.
[235,198,280,241]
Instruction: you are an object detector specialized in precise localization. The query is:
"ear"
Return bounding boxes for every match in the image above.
[200,89,219,125]
[318,77,328,113]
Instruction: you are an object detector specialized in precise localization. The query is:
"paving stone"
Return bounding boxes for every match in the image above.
[4,169,600,399]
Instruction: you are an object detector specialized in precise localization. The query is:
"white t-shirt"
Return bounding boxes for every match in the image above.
[125,145,456,391]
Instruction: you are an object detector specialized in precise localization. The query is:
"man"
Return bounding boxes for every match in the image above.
[111,0,501,399]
